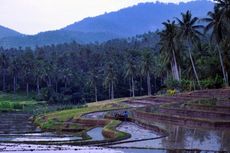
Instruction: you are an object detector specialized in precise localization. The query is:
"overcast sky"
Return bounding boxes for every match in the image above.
[0,0,191,35]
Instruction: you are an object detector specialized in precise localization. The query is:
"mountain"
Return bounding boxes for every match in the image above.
[0,0,214,48]
[64,0,213,37]
[0,25,22,39]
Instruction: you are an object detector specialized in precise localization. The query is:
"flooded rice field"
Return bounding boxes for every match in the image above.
[1,108,230,152]
[86,127,105,141]
[0,132,81,142]
[113,122,230,152]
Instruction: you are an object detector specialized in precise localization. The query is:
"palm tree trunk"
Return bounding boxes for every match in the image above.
[147,72,151,96]
[36,78,40,95]
[55,81,58,92]
[132,76,135,97]
[108,82,111,99]
[2,69,6,91]
[111,81,114,99]
[13,76,16,93]
[129,78,132,97]
[94,85,98,102]
[217,45,228,86]
[26,83,29,96]
[172,49,180,81]
[188,46,201,89]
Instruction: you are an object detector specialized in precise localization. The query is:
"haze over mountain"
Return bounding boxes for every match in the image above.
[0,25,22,39]
[0,0,213,48]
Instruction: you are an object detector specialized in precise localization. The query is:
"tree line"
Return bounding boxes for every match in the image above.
[0,0,229,104]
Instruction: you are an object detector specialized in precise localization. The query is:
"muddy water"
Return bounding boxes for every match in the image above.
[0,143,123,153]
[116,122,161,141]
[0,133,81,142]
[0,112,83,143]
[87,127,105,141]
[0,112,38,134]
[113,122,230,152]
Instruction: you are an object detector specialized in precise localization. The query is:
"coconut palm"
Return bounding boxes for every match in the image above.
[125,57,137,97]
[215,0,230,20]
[176,11,203,89]
[202,8,229,86]
[141,49,154,96]
[104,63,116,99]
[0,53,9,91]
[159,20,180,81]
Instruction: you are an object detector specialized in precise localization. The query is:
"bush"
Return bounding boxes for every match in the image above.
[164,76,180,89]
[167,89,176,96]
[200,75,223,89]
[13,103,23,110]
[0,102,13,110]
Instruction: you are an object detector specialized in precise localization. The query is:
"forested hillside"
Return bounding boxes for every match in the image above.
[0,0,229,104]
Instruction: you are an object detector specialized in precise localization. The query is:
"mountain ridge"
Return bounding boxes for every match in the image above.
[0,0,214,48]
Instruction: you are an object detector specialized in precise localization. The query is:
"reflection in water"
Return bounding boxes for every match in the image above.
[114,122,230,152]
[87,127,105,141]
[0,132,82,142]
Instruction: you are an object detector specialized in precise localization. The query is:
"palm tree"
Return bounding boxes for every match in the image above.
[8,55,20,93]
[21,51,35,96]
[104,63,116,99]
[125,58,136,97]
[0,53,9,91]
[214,0,230,21]
[202,8,229,86]
[176,11,203,89]
[159,20,180,81]
[141,49,154,96]
[88,70,99,102]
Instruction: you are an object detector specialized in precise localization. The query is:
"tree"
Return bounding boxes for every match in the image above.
[21,50,35,96]
[141,49,154,96]
[125,51,138,97]
[0,53,9,91]
[203,8,229,86]
[159,20,180,81]
[176,11,203,89]
[8,55,20,93]
[104,62,116,99]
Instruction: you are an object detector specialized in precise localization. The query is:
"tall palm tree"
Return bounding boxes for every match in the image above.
[141,49,154,96]
[104,63,116,99]
[176,11,203,89]
[159,20,180,81]
[0,53,9,91]
[202,8,229,86]
[88,70,99,102]
[215,0,230,21]
[125,58,136,97]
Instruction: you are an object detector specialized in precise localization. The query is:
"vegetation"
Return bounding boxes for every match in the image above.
[35,98,129,130]
[0,92,37,111]
[0,0,229,105]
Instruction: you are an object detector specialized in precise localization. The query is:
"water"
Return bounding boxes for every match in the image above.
[82,112,106,119]
[113,122,230,152]
[1,110,229,152]
[0,133,81,142]
[116,122,161,141]
[87,127,105,141]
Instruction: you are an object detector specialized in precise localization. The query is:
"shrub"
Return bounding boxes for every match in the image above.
[164,76,180,89]
[0,102,13,110]
[167,89,176,96]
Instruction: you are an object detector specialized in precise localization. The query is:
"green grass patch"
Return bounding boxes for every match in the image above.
[102,120,130,140]
[0,92,37,112]
[35,98,129,130]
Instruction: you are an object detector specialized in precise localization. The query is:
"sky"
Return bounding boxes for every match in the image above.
[0,0,191,35]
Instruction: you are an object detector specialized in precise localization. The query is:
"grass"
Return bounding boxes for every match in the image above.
[103,120,130,140]
[35,98,130,130]
[0,92,37,111]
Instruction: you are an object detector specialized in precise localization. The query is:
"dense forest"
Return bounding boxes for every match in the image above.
[0,0,229,104]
